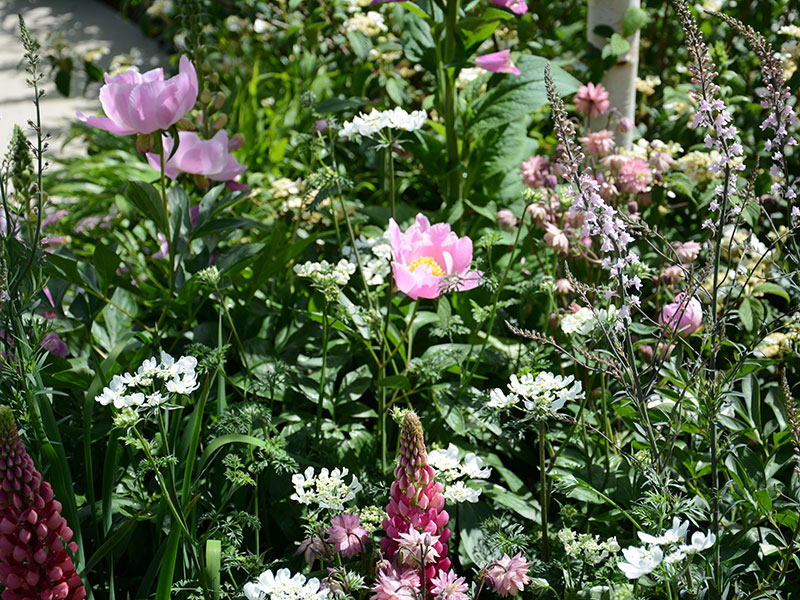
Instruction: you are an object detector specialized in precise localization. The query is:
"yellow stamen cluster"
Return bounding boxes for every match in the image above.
[408,256,445,277]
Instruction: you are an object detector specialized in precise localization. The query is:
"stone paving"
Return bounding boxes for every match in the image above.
[0,0,166,155]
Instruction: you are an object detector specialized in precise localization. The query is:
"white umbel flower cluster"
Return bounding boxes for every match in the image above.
[290,466,363,510]
[428,443,491,503]
[294,259,357,286]
[339,108,427,140]
[343,11,387,37]
[95,352,199,409]
[244,569,329,600]
[488,372,583,419]
[617,517,716,580]
[342,233,393,286]
[558,528,620,565]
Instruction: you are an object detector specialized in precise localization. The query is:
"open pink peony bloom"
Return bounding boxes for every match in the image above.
[389,214,481,300]
[78,56,198,136]
[574,82,610,119]
[326,513,369,559]
[490,0,527,14]
[659,293,703,336]
[485,553,531,597]
[475,50,520,76]
[146,130,247,184]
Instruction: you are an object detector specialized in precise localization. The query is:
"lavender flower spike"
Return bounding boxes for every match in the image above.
[0,406,86,600]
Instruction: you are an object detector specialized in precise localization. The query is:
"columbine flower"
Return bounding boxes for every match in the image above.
[77,56,198,135]
[489,0,527,14]
[244,568,329,600]
[291,467,362,510]
[326,513,369,558]
[659,294,703,336]
[574,82,610,118]
[617,545,663,579]
[496,209,518,232]
[0,406,87,600]
[485,553,532,597]
[475,50,520,76]
[388,214,481,300]
[543,223,569,254]
[295,536,327,566]
[679,530,716,554]
[396,529,441,566]
[145,130,247,186]
[520,156,552,189]
[617,158,653,194]
[430,570,469,600]
[672,240,702,263]
[580,130,615,157]
[371,567,420,600]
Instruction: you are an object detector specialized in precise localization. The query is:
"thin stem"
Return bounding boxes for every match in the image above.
[160,140,175,294]
[316,301,329,442]
[443,0,461,209]
[539,420,550,562]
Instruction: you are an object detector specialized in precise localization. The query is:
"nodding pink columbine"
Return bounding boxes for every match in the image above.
[574,82,610,119]
[485,553,532,597]
[490,0,527,14]
[381,412,451,586]
[475,50,520,76]
[388,214,481,301]
[579,129,615,157]
[0,406,86,600]
[77,56,198,136]
[430,569,469,600]
[326,513,369,559]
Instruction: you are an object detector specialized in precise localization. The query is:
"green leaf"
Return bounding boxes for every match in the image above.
[376,374,411,389]
[603,34,630,59]
[315,97,370,113]
[93,243,120,291]
[55,68,72,96]
[752,282,790,302]
[469,56,580,137]
[592,24,615,39]
[622,6,649,37]
[347,30,373,61]
[124,181,167,234]
[665,172,696,201]
[739,297,753,331]
[437,297,452,329]
[81,512,141,576]
[402,11,436,72]
[205,540,222,600]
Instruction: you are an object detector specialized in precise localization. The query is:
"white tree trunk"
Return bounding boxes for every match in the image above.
[587,0,640,148]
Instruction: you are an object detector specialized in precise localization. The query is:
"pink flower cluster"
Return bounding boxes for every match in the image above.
[0,406,86,600]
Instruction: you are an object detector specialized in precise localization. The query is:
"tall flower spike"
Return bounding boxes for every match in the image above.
[381,413,451,587]
[0,406,86,600]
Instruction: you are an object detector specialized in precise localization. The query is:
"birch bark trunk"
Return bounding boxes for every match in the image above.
[587,0,640,148]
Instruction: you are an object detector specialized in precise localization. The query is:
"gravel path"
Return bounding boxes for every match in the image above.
[0,0,166,155]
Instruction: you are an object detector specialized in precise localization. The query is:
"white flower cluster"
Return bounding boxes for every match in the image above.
[343,11,387,37]
[618,517,716,579]
[244,569,329,600]
[339,108,427,140]
[558,528,620,565]
[560,307,594,336]
[428,443,491,504]
[294,259,357,287]
[342,233,393,286]
[290,466,362,510]
[488,372,583,419]
[95,352,199,409]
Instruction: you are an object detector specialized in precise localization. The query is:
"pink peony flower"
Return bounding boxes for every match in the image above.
[146,130,247,184]
[659,293,703,336]
[485,553,531,597]
[475,50,520,76]
[579,129,615,157]
[78,56,198,136]
[617,158,653,194]
[672,241,702,263]
[388,214,481,300]
[326,513,369,558]
[430,570,469,600]
[574,82,610,119]
[490,0,527,14]
[0,406,86,600]
[519,156,551,189]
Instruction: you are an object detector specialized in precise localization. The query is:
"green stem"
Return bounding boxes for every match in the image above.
[539,420,550,562]
[316,301,329,442]
[443,0,461,209]
[160,140,175,294]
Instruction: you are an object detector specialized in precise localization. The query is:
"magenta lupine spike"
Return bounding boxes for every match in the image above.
[381,412,451,586]
[0,406,86,600]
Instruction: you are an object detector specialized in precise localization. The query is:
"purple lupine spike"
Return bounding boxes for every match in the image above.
[380,412,451,589]
[0,406,86,600]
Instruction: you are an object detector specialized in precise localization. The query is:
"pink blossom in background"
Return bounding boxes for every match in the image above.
[544,223,569,254]
[388,214,481,300]
[371,566,420,600]
[78,56,198,136]
[490,0,527,14]
[579,129,615,156]
[672,240,702,263]
[574,82,610,119]
[659,264,685,283]
[496,209,517,231]
[649,151,674,173]
[430,570,469,600]
[146,130,247,184]
[555,278,573,294]
[519,156,551,189]
[616,116,634,133]
[485,553,532,597]
[659,293,703,336]
[617,158,653,194]
[295,536,326,566]
[326,513,369,558]
[41,333,68,357]
[475,50,520,76]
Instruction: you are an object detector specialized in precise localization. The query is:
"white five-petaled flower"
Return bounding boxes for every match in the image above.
[617,545,663,579]
[244,568,329,600]
[679,531,716,555]
[637,517,689,546]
